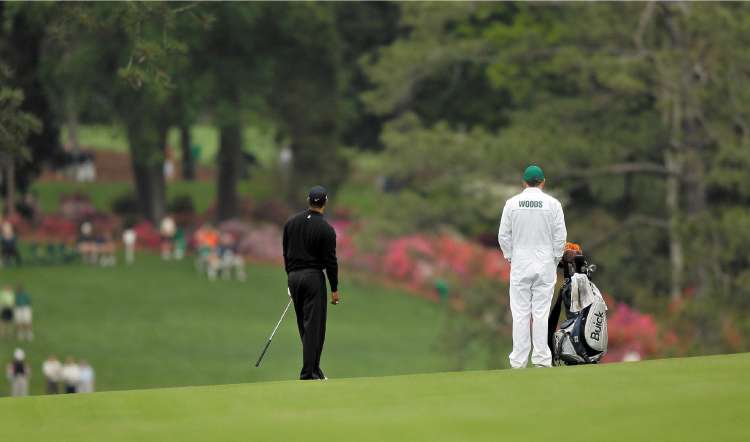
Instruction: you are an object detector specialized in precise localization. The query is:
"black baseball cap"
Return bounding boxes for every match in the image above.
[308,185,328,206]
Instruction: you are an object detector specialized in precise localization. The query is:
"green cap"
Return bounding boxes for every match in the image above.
[523,165,545,183]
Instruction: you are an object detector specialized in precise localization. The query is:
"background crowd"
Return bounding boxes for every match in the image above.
[0,284,33,342]
[5,350,94,397]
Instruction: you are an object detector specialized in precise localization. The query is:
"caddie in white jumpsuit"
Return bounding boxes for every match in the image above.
[498,165,567,368]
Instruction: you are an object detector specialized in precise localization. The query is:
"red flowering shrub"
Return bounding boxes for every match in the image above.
[377,233,510,290]
[133,221,162,249]
[603,302,661,362]
[329,223,510,294]
[481,249,510,281]
[329,220,682,363]
[382,236,435,284]
[330,220,356,261]
[36,215,79,241]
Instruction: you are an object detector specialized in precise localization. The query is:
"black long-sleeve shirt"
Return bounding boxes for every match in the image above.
[282,209,339,291]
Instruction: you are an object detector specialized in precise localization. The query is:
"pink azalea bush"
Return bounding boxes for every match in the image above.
[330,221,510,293]
[602,301,679,362]
[331,221,676,362]
[238,224,283,263]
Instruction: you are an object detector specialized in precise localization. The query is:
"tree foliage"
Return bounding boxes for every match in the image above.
[363,2,750,352]
[0,66,41,162]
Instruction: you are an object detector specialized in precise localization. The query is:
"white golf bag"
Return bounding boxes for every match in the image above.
[550,257,609,365]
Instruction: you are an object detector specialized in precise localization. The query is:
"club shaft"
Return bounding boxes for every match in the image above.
[255,298,292,367]
[255,339,272,367]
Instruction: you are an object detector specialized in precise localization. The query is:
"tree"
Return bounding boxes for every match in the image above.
[191,3,268,221]
[333,1,400,151]
[2,2,209,222]
[264,3,346,203]
[363,2,750,309]
[1,2,61,197]
[60,2,208,222]
[479,2,750,303]
[0,65,42,215]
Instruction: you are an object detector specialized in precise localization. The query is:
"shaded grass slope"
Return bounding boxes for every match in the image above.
[0,254,470,395]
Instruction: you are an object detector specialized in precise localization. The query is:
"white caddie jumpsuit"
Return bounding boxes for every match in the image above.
[498,187,566,368]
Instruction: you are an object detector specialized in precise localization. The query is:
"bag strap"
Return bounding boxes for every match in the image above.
[547,280,567,352]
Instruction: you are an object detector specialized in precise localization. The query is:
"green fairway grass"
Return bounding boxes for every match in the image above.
[0,353,747,441]
[60,124,278,166]
[0,255,488,395]
[30,174,279,214]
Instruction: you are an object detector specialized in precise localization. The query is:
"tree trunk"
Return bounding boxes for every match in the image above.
[665,150,684,301]
[131,158,167,224]
[5,162,15,218]
[126,115,168,223]
[682,145,708,297]
[66,97,81,155]
[180,125,195,181]
[216,122,242,221]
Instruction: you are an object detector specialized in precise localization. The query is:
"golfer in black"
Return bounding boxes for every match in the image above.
[283,185,340,380]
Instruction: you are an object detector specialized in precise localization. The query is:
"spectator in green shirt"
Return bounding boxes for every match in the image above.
[14,285,32,341]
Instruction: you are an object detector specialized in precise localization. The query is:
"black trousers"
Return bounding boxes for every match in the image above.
[46,379,59,394]
[288,269,327,380]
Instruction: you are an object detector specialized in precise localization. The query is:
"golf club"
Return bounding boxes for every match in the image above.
[255,288,293,368]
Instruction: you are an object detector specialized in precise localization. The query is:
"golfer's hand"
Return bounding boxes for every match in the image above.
[331,291,340,305]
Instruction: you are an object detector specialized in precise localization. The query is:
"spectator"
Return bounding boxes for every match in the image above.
[1,221,22,267]
[278,145,293,192]
[61,356,80,393]
[6,348,30,397]
[122,227,137,264]
[75,152,96,182]
[434,278,450,303]
[218,232,246,281]
[194,223,219,275]
[42,354,62,394]
[14,285,33,341]
[173,226,186,261]
[0,285,14,338]
[160,215,177,260]
[77,222,97,264]
[164,145,175,181]
[98,232,117,267]
[78,360,95,393]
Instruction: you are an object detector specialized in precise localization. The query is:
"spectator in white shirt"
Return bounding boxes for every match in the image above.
[42,354,62,394]
[160,216,177,260]
[78,360,95,393]
[61,356,81,394]
[122,228,137,264]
